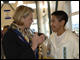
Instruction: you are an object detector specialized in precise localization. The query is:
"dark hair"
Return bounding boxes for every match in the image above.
[51,10,68,26]
[4,25,9,29]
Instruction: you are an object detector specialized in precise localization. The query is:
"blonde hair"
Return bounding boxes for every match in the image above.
[12,5,34,25]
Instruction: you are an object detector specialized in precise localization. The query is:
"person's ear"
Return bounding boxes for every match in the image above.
[61,20,65,26]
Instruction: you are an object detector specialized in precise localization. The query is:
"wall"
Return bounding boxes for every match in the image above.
[49,1,56,14]
[1,4,16,28]
[1,1,37,29]
[65,1,72,31]
[58,1,66,11]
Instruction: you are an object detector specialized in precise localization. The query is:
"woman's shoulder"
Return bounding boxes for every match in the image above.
[4,29,17,37]
[2,29,18,42]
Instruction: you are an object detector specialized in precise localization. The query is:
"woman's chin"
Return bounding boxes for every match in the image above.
[25,27,30,29]
[28,27,30,29]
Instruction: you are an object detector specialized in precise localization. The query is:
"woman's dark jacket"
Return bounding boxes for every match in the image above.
[2,29,35,59]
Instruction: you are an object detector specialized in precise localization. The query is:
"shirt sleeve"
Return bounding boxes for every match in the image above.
[73,37,79,59]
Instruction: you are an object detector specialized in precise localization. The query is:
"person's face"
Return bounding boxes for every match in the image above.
[21,13,33,28]
[50,15,62,32]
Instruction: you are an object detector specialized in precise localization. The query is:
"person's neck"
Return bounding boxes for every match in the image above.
[57,27,66,36]
[17,25,24,31]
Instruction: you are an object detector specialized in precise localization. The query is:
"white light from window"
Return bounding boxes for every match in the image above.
[1,28,3,30]
[32,19,37,24]
[71,1,79,13]
[18,1,23,5]
[40,3,42,9]
[9,1,16,3]
[71,14,79,35]
[27,4,36,9]
[30,24,38,32]
[1,1,3,4]
[17,4,27,7]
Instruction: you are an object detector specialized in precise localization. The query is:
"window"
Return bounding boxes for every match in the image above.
[17,1,24,7]
[70,1,79,36]
[9,1,16,3]
[17,1,36,9]
[30,19,38,32]
[17,4,27,7]
[1,1,16,4]
[18,1,23,4]
[71,1,79,13]
[1,1,3,4]
[27,4,36,9]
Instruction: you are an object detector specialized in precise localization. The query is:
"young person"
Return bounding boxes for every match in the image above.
[46,11,79,59]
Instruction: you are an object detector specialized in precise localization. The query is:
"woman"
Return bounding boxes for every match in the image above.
[2,5,45,59]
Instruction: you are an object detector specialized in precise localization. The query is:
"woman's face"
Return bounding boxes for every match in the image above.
[21,13,33,28]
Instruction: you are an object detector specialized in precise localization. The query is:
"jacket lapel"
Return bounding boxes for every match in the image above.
[8,28,30,45]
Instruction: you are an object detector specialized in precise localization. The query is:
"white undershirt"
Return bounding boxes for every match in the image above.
[54,31,66,47]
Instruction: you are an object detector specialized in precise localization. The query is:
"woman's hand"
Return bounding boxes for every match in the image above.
[72,31,79,37]
[31,32,39,51]
[38,34,45,44]
[31,32,45,51]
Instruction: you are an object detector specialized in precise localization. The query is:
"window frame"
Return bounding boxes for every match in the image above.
[70,1,79,35]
